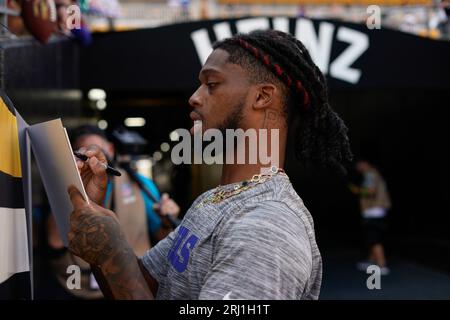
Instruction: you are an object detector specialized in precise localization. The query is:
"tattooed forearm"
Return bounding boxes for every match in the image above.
[69,208,154,299]
[69,212,118,266]
[100,245,154,300]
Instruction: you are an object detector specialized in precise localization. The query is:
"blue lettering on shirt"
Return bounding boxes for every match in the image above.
[167,226,199,273]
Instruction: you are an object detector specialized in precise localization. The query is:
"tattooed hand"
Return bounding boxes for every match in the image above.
[67,185,154,299]
[74,144,108,205]
[67,185,128,267]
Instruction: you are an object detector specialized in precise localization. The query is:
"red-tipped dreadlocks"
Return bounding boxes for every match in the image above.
[235,38,310,109]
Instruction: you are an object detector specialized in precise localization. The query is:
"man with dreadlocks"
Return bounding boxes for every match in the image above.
[66,30,352,300]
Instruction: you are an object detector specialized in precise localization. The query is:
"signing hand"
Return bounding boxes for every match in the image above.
[75,144,108,205]
[68,185,154,300]
[68,185,129,267]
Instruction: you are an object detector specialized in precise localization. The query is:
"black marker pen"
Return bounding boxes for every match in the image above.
[74,152,122,177]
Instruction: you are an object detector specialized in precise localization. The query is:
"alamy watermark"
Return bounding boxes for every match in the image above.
[66,264,81,290]
[366,5,381,30]
[170,121,280,170]
[366,265,381,290]
[65,5,82,31]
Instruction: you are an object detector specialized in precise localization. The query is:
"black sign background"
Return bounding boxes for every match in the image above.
[81,17,450,92]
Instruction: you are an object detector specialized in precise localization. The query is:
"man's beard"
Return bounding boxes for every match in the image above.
[216,96,246,136]
[214,97,246,163]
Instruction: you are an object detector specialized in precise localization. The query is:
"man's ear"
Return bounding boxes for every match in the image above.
[252,84,277,111]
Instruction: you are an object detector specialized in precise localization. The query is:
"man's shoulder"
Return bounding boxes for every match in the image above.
[218,199,309,244]
[243,199,302,222]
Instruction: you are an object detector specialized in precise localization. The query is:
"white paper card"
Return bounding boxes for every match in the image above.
[27,119,89,247]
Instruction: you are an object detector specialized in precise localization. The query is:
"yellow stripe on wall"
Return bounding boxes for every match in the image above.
[0,98,22,178]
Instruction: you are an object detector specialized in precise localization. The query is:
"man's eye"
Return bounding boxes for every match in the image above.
[207,83,218,89]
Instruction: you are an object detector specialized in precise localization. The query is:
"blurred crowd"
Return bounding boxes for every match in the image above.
[4,0,450,41]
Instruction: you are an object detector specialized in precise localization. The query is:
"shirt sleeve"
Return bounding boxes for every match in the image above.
[198,201,313,300]
[137,174,162,235]
[140,226,178,283]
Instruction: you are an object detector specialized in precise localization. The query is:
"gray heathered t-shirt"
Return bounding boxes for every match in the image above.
[141,173,322,300]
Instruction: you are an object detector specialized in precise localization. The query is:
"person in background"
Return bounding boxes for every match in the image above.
[55,0,69,34]
[438,0,450,37]
[7,0,27,36]
[350,159,391,275]
[55,0,93,46]
[46,125,180,299]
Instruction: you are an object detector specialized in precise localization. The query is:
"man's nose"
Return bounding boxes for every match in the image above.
[188,87,202,108]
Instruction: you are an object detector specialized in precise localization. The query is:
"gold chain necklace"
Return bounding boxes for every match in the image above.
[196,166,285,208]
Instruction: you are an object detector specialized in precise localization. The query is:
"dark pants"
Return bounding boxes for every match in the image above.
[362,217,387,247]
